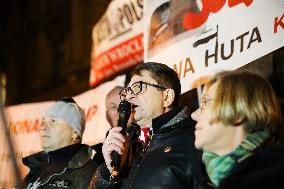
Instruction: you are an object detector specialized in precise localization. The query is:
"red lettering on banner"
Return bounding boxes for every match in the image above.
[7,106,98,135]
[274,13,284,33]
[228,0,253,7]
[27,119,41,133]
[9,119,41,135]
[85,104,98,121]
[183,0,254,30]
[90,33,143,86]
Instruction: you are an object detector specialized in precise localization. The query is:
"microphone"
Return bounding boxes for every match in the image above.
[111,100,131,177]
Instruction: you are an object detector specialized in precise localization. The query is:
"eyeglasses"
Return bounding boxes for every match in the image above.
[200,96,214,111]
[119,81,167,101]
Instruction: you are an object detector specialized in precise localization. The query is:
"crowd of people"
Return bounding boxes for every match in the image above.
[20,62,284,189]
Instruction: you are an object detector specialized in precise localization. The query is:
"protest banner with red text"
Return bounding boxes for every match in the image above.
[144,0,284,93]
[90,0,144,87]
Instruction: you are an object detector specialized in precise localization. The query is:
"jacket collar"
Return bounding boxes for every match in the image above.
[48,143,80,163]
[23,144,92,170]
[67,144,92,169]
[152,106,188,134]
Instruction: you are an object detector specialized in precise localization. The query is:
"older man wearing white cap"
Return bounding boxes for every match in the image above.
[21,97,98,189]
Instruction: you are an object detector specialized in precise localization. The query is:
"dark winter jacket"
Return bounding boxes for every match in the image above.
[92,106,200,189]
[22,144,98,189]
[193,146,284,189]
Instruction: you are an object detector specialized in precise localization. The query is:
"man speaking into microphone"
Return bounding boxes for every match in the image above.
[90,62,200,189]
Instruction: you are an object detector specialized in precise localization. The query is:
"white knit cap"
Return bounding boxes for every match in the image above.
[44,101,85,137]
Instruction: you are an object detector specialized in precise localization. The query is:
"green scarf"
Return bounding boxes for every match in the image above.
[202,131,269,187]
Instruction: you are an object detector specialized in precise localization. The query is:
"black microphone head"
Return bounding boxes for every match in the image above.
[118,100,131,116]
[117,100,131,128]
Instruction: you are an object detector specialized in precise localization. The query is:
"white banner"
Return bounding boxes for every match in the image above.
[144,0,284,93]
[90,0,144,87]
[0,76,125,188]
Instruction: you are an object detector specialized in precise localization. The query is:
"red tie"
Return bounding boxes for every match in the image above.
[138,127,151,146]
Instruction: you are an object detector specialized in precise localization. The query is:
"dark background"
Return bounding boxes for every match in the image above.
[0,0,111,105]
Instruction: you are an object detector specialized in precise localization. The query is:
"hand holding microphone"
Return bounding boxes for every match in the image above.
[102,100,131,177]
[111,100,131,176]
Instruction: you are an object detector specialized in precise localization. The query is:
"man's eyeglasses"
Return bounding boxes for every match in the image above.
[119,81,166,101]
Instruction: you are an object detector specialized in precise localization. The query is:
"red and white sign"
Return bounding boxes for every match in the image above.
[144,0,284,93]
[90,0,144,87]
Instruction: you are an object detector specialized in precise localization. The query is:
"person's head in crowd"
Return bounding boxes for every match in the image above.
[120,62,181,127]
[191,70,284,156]
[40,97,85,152]
[105,86,124,128]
